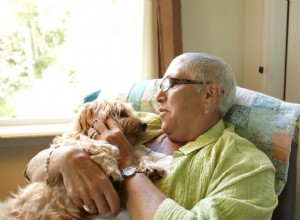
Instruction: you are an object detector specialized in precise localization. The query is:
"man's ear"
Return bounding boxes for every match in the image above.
[203,83,222,106]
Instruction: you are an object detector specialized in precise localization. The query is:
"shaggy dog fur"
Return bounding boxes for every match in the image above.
[0,100,165,220]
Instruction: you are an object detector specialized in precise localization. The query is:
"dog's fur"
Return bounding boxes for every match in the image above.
[0,100,165,220]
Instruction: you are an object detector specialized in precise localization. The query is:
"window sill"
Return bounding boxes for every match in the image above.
[0,122,73,139]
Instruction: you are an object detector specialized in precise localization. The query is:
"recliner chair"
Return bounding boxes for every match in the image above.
[86,78,300,220]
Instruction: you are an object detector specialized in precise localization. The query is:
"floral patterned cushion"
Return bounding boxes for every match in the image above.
[93,78,300,196]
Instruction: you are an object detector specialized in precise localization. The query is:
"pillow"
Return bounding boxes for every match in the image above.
[91,79,300,196]
[83,89,101,103]
[224,87,300,195]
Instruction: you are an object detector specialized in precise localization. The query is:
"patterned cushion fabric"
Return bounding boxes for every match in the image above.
[110,79,300,196]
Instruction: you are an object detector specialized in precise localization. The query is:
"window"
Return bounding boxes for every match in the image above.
[0,0,144,121]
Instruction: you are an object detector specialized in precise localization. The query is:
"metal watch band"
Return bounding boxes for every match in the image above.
[121,166,145,178]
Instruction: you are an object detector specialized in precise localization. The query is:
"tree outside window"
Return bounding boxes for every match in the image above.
[0,0,143,119]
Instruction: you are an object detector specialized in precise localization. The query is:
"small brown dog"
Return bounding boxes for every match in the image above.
[0,100,165,220]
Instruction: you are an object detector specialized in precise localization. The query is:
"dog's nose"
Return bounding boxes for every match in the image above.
[139,122,147,131]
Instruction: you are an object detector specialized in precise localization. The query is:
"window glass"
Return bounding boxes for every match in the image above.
[0,0,144,120]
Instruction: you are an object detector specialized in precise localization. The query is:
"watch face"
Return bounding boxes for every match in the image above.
[123,167,135,177]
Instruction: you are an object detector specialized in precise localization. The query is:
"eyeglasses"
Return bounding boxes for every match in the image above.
[159,77,212,92]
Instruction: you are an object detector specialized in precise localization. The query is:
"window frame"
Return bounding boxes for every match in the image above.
[0,118,73,138]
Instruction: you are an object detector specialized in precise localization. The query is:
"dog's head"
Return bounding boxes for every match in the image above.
[75,99,147,145]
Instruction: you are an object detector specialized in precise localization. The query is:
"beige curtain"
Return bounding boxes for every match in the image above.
[142,0,159,80]
[142,0,183,79]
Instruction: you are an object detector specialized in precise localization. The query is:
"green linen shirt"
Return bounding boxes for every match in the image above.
[152,119,278,220]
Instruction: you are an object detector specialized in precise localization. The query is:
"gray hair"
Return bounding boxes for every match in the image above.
[173,53,236,116]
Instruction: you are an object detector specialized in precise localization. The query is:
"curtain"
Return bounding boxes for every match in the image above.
[142,0,183,79]
[142,0,159,80]
[156,0,183,78]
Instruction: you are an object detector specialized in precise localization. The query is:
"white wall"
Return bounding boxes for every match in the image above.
[181,0,287,99]
[265,0,288,99]
[181,0,245,86]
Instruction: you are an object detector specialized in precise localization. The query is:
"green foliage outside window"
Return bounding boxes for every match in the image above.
[0,0,143,120]
[0,1,71,118]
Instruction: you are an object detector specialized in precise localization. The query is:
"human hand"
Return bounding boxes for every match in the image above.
[57,146,120,216]
[92,118,138,169]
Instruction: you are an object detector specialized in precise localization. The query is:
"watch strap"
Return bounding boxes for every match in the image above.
[133,167,145,173]
[117,167,145,193]
[121,166,145,178]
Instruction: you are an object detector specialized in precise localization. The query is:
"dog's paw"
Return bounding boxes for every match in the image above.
[89,154,123,182]
[84,141,123,182]
[138,156,165,180]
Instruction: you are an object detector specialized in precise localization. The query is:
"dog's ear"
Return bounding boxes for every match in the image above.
[119,106,129,118]
[117,101,135,118]
[74,102,93,134]
[123,102,135,117]
[110,101,127,118]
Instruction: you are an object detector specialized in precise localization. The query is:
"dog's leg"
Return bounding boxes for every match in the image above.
[83,141,123,182]
[138,156,166,180]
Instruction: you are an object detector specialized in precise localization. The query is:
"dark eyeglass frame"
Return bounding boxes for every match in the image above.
[159,77,213,92]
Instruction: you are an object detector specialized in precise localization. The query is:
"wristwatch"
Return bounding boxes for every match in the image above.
[121,166,145,178]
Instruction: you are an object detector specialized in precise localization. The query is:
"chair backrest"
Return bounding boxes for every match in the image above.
[86,78,300,220]
[272,136,298,220]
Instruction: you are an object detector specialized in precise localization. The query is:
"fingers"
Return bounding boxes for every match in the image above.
[91,119,115,140]
[82,201,98,214]
[80,175,120,216]
[102,184,121,216]
[92,119,108,132]
[87,117,112,140]
[89,120,106,140]
[75,178,120,216]
[94,198,110,215]
[80,187,118,216]
[92,118,120,134]
[88,128,99,139]
[60,147,120,215]
[93,184,120,216]
[106,118,120,130]
[82,196,109,215]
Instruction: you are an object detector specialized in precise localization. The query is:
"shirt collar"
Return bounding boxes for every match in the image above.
[179,119,234,155]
